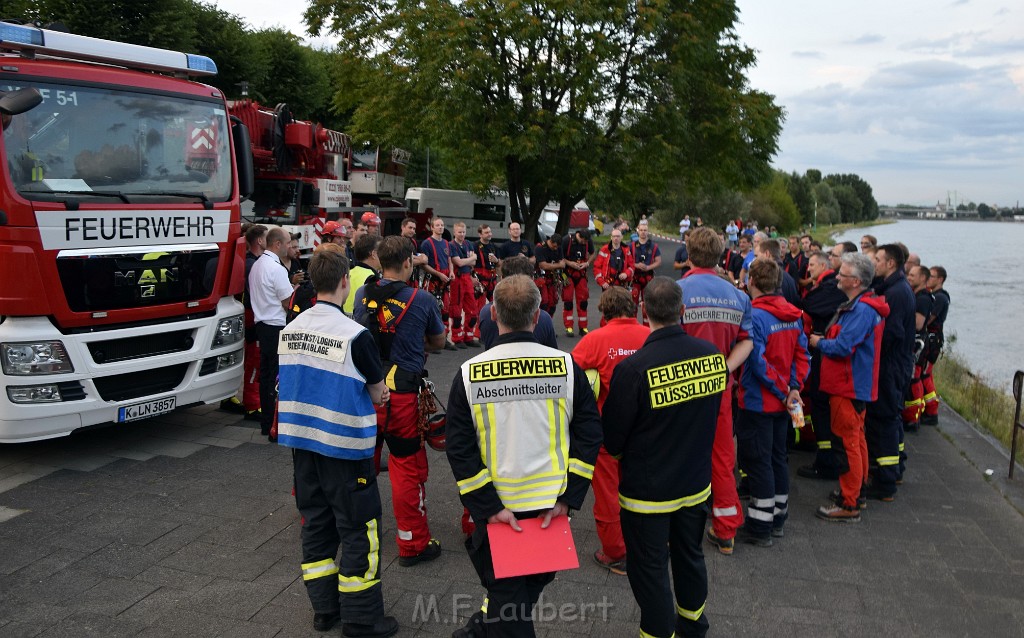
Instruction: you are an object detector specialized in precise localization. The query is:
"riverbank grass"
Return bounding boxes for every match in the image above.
[932,347,1017,451]
[809,219,895,246]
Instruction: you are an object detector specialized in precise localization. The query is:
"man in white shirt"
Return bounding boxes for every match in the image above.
[249,227,297,439]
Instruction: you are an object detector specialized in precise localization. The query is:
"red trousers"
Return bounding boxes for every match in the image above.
[473,269,497,339]
[375,392,432,557]
[450,272,479,342]
[536,277,559,317]
[922,362,939,416]
[902,364,925,424]
[561,274,589,330]
[631,276,653,325]
[710,390,744,539]
[592,446,625,560]
[831,395,868,508]
[242,308,260,411]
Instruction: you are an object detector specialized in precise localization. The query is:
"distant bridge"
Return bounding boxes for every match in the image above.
[879,206,979,220]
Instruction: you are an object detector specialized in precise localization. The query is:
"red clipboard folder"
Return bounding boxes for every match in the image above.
[487,515,580,578]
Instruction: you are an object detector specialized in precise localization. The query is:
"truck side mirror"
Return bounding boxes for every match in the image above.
[0,87,43,116]
[230,116,254,200]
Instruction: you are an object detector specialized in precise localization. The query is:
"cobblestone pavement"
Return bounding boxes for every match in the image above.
[2,239,1023,637]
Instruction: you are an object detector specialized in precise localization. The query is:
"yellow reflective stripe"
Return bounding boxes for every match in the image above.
[481,597,488,613]
[923,391,937,401]
[877,455,900,466]
[301,558,338,581]
[804,415,813,425]
[904,398,924,407]
[898,442,905,452]
[337,519,380,592]
[619,484,711,514]
[817,440,832,450]
[458,468,492,495]
[676,600,706,621]
[640,630,674,638]
[338,576,380,592]
[472,403,489,467]
[548,398,559,473]
[568,458,595,480]
[487,403,499,471]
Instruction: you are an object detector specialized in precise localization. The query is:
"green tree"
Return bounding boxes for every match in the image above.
[187,2,261,101]
[30,0,196,50]
[832,183,863,223]
[977,202,994,218]
[246,29,334,126]
[784,171,815,226]
[305,0,783,240]
[812,181,841,225]
[749,173,800,232]
[825,173,877,221]
[805,168,822,185]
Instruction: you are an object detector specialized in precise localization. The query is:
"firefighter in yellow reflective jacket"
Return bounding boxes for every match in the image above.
[602,277,729,638]
[446,274,602,638]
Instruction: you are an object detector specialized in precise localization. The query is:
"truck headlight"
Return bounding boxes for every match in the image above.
[1,341,74,375]
[8,384,63,403]
[212,315,245,347]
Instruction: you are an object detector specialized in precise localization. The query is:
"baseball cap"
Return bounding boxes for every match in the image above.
[361,212,381,226]
[322,220,347,237]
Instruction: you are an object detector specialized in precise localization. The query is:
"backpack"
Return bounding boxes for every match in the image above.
[286,281,317,323]
[360,278,413,361]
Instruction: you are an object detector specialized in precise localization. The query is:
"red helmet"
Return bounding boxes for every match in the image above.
[425,413,446,451]
[322,220,347,237]
[361,212,381,226]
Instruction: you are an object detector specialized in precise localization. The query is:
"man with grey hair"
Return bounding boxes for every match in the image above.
[809,253,890,522]
[446,274,602,637]
[740,231,768,288]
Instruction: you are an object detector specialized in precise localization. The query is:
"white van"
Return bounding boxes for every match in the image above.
[405,188,512,240]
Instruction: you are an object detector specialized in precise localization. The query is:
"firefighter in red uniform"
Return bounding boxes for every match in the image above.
[354,237,447,565]
[630,220,662,325]
[534,233,566,318]
[902,264,934,432]
[676,228,753,555]
[449,221,480,348]
[594,229,635,321]
[473,224,500,302]
[921,266,950,425]
[561,229,595,337]
[571,287,650,574]
[420,217,457,350]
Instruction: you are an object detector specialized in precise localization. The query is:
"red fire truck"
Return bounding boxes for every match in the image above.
[0,24,255,441]
[228,100,420,250]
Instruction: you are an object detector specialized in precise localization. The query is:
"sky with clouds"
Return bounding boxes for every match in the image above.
[215,0,1023,207]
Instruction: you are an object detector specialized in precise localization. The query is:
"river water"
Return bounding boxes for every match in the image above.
[834,219,1022,392]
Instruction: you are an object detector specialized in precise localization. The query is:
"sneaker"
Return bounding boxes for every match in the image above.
[816,502,861,523]
[313,611,340,632]
[705,529,734,555]
[219,396,246,414]
[580,328,589,336]
[920,414,938,426]
[399,538,441,567]
[797,464,839,480]
[455,341,468,349]
[771,526,785,538]
[736,526,773,548]
[465,340,481,348]
[444,341,458,351]
[342,616,399,638]
[452,611,485,638]
[243,409,262,422]
[593,550,627,575]
[829,489,866,511]
[565,328,575,338]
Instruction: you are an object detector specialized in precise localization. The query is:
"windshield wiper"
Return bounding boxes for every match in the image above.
[21,189,132,204]
[124,191,213,209]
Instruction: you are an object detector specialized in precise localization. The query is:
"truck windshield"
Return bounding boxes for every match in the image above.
[1,80,231,203]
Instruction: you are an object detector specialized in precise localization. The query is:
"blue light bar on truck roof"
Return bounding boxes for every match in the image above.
[0,23,218,77]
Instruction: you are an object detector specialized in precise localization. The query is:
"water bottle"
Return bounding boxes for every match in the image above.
[788,397,804,430]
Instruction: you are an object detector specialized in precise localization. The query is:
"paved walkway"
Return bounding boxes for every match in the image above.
[2,240,1022,636]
